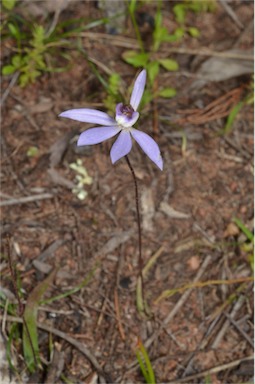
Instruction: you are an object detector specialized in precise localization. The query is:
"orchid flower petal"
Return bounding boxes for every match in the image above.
[115,103,139,128]
[110,131,132,164]
[59,109,116,126]
[131,128,163,170]
[77,126,121,146]
[130,69,146,111]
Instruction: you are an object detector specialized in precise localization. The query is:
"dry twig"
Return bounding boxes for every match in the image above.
[0,193,54,207]
[167,355,253,384]
[81,32,253,60]
[219,0,244,29]
[212,295,245,348]
[0,72,19,107]
[114,288,126,341]
[224,312,254,348]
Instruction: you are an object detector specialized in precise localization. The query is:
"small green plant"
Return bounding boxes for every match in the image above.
[233,217,254,271]
[124,0,179,103]
[222,78,254,135]
[103,73,122,113]
[173,0,216,35]
[2,18,73,87]
[1,5,110,87]
[136,339,156,384]
[123,0,216,106]
[26,146,39,157]
[2,24,50,87]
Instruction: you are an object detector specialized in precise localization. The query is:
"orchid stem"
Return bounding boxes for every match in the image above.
[125,156,144,304]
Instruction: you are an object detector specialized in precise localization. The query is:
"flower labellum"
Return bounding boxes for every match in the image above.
[59,70,163,170]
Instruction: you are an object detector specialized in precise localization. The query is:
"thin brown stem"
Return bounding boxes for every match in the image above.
[125,156,144,297]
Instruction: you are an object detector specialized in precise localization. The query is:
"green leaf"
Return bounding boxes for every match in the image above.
[188,27,200,38]
[147,61,159,84]
[222,101,243,135]
[8,22,19,38]
[189,0,216,13]
[32,25,45,44]
[233,218,254,243]
[136,351,150,383]
[26,146,39,157]
[159,58,179,71]
[155,9,162,29]
[122,51,149,68]
[3,0,16,10]
[188,1,201,13]
[6,324,19,372]
[162,33,179,43]
[108,73,121,96]
[136,340,156,384]
[153,6,169,51]
[104,73,121,113]
[33,70,41,80]
[2,65,16,75]
[19,72,29,87]
[129,0,137,14]
[12,54,22,68]
[174,27,185,39]
[153,26,169,50]
[158,87,177,98]
[34,55,46,69]
[23,269,57,372]
[248,253,254,272]
[41,64,71,73]
[41,265,98,305]
[173,4,187,24]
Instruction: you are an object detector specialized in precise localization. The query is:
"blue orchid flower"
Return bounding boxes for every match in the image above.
[59,70,163,170]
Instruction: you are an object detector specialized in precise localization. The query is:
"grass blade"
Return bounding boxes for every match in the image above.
[22,268,57,372]
[136,338,156,383]
[233,217,254,242]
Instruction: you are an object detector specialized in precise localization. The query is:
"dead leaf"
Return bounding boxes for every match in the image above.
[32,260,74,279]
[48,168,75,189]
[96,230,133,256]
[192,49,253,89]
[28,98,53,114]
[49,132,77,167]
[160,202,190,219]
[223,222,240,237]
[174,236,212,253]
